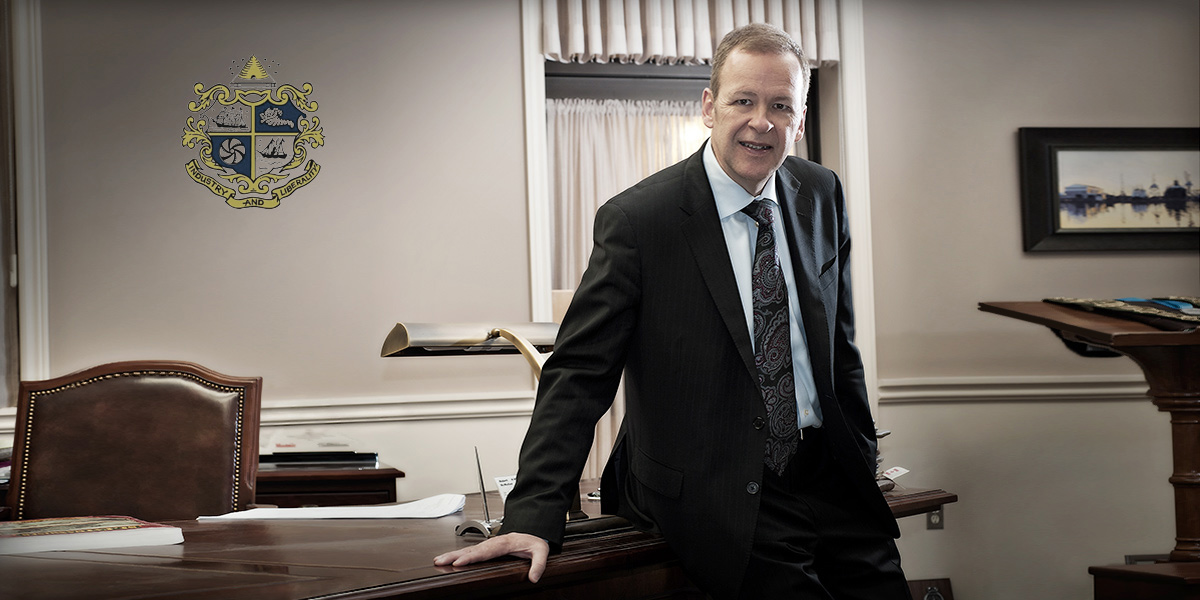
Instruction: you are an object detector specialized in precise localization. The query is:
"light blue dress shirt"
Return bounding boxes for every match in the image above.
[703,142,822,429]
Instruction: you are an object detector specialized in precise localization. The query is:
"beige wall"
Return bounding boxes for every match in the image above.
[864,0,1199,598]
[40,0,532,396]
[21,0,538,498]
[866,0,1199,377]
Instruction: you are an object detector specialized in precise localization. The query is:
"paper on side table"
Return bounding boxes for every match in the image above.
[198,493,465,520]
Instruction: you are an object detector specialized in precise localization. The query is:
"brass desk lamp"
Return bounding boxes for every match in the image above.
[381,322,590,536]
[380,323,557,378]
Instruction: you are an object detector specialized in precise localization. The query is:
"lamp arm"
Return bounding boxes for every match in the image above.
[489,328,550,380]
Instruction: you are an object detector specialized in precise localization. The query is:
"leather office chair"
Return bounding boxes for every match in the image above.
[6,360,262,522]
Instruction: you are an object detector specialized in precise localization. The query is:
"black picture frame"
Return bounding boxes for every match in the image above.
[1018,127,1199,252]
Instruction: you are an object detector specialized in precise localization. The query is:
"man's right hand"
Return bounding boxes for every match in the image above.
[432,532,550,583]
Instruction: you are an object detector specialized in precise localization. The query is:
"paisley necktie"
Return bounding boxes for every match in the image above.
[742,199,799,476]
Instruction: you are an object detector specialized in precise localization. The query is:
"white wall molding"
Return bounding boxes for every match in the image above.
[12,0,50,381]
[0,375,1153,437]
[521,0,552,322]
[0,391,536,437]
[878,374,1149,404]
[259,390,536,426]
[0,406,13,438]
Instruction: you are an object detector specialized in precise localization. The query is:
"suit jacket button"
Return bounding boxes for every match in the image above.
[746,482,760,495]
[753,417,765,430]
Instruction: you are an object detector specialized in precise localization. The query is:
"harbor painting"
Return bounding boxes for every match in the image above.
[1056,149,1199,230]
[1019,127,1200,251]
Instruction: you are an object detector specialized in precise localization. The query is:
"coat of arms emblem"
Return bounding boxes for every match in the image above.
[182,56,324,208]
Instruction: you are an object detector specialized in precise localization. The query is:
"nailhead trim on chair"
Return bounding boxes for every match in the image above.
[16,369,248,520]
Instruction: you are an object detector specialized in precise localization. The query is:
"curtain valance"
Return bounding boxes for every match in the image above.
[543,0,840,66]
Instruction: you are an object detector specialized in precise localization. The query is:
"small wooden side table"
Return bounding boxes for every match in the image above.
[1088,563,1200,600]
[255,462,406,507]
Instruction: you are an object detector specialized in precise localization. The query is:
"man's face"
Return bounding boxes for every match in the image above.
[702,49,807,196]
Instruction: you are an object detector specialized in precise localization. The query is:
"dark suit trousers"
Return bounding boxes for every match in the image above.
[737,428,912,600]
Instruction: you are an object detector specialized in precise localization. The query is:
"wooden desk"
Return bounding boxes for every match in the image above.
[0,482,955,599]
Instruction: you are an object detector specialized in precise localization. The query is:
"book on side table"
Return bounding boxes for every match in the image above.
[0,515,184,555]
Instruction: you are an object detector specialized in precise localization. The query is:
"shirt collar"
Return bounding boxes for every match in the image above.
[703,139,778,221]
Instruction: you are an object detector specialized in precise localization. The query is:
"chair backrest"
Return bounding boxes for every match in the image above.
[7,360,262,521]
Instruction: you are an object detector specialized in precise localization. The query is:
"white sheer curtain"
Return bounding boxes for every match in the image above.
[543,0,840,66]
[547,98,707,479]
[548,99,708,290]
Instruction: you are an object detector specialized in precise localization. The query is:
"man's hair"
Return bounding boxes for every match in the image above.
[709,23,810,107]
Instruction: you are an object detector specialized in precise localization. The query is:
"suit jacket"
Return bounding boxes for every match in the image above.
[500,145,898,599]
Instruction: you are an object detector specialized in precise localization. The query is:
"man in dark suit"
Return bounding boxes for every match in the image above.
[436,23,910,599]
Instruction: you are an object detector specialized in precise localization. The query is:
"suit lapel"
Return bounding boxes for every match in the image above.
[776,166,833,391]
[678,151,758,378]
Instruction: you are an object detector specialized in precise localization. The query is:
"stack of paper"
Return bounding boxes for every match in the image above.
[199,493,466,520]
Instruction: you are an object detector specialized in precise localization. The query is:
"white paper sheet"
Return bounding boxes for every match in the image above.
[198,493,465,520]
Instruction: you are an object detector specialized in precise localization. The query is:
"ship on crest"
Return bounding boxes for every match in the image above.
[260,138,287,159]
[214,106,246,128]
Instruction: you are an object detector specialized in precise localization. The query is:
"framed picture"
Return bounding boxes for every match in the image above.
[1018,127,1199,251]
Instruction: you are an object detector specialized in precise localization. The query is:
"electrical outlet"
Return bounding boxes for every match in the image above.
[926,508,944,530]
